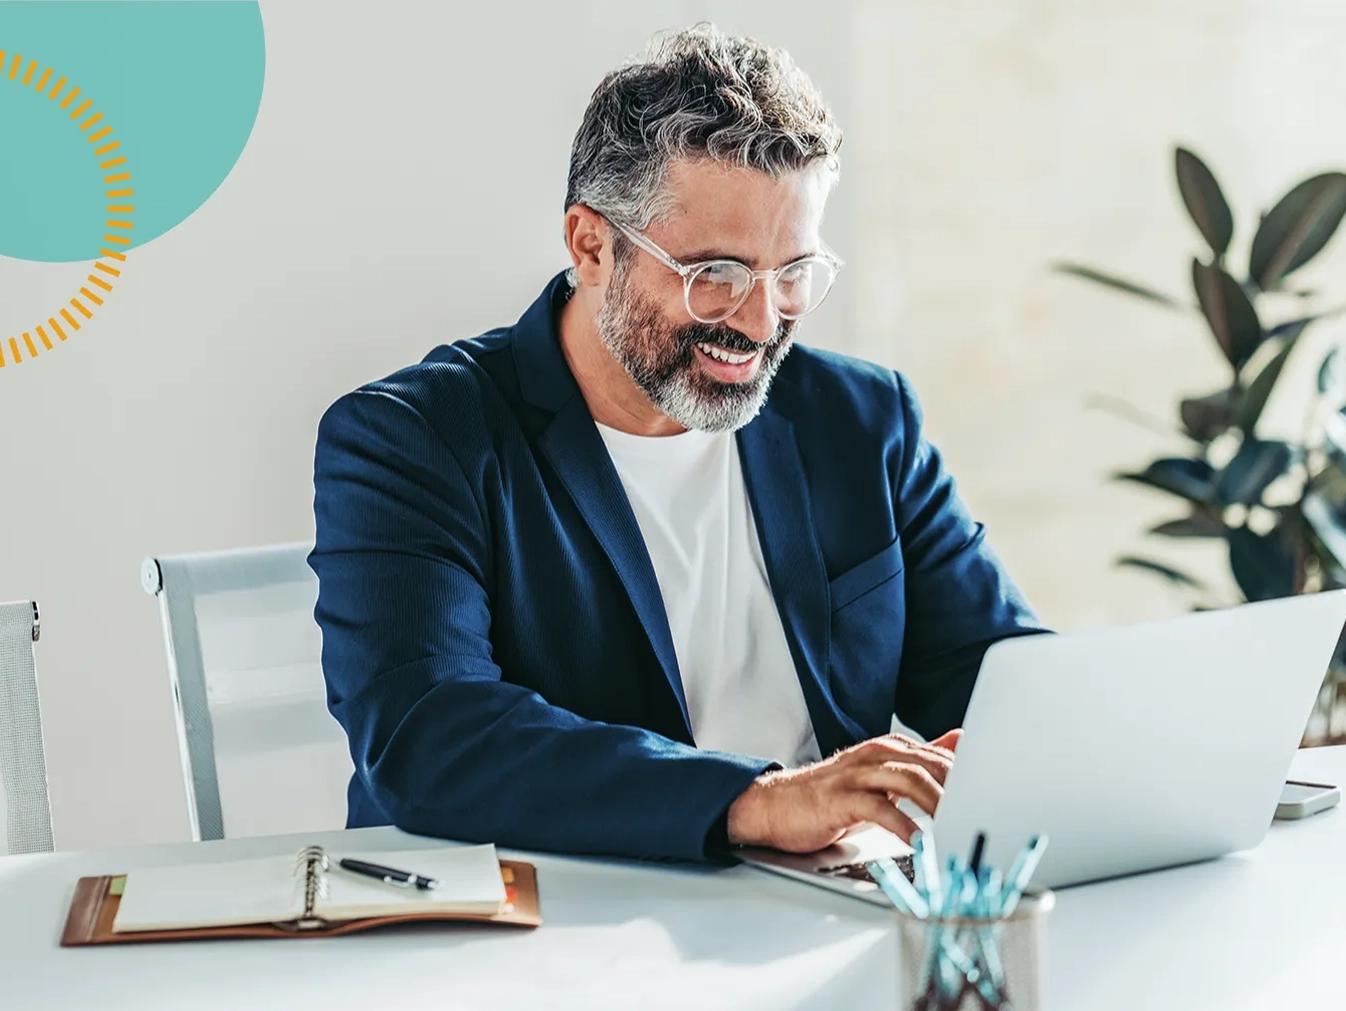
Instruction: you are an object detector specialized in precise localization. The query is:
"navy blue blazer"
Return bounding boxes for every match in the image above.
[308,270,1044,864]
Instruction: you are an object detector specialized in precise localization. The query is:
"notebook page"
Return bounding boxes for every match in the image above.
[318,844,506,920]
[112,854,304,932]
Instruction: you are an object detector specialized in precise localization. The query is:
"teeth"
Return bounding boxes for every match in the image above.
[696,342,756,365]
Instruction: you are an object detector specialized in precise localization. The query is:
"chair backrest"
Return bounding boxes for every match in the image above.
[142,543,352,841]
[0,600,54,855]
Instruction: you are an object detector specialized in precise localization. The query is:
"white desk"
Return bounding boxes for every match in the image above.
[4,748,1345,1010]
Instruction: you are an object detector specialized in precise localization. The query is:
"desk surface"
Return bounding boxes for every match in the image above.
[4,748,1345,1010]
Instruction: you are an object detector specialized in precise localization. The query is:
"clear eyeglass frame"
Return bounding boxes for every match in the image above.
[602,214,845,325]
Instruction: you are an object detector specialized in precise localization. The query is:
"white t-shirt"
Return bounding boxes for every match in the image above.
[595,420,822,768]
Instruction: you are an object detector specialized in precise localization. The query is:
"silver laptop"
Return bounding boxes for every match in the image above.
[740,591,1346,901]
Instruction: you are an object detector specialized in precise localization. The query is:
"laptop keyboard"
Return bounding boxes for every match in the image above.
[814,853,916,884]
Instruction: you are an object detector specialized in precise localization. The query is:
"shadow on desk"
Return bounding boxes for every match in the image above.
[354,848,895,964]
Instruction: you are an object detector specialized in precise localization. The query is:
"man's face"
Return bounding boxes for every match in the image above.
[595,159,830,432]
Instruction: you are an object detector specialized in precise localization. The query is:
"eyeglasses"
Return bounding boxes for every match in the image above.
[602,215,844,325]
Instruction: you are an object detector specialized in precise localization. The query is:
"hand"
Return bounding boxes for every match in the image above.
[725,729,961,853]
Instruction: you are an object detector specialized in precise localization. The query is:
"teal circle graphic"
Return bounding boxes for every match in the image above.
[0,0,265,263]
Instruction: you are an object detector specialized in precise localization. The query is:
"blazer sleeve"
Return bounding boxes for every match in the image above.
[890,372,1050,740]
[309,386,772,864]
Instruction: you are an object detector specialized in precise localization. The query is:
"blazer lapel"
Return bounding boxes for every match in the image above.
[737,408,859,756]
[508,275,690,736]
[537,400,691,737]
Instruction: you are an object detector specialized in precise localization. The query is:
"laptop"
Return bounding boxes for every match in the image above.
[739,591,1346,902]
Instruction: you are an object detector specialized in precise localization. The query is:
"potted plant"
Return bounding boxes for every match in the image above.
[1055,147,1346,742]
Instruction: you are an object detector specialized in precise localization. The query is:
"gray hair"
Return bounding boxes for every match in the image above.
[563,22,843,288]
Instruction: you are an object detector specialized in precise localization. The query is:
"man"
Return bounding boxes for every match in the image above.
[308,23,1044,865]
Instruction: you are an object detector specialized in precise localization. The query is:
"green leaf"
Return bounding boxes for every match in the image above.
[1216,439,1294,505]
[1192,259,1264,370]
[1149,512,1227,538]
[1175,147,1234,257]
[1266,317,1315,341]
[1310,438,1346,502]
[1249,172,1346,290]
[1228,525,1297,601]
[1320,346,1345,396]
[1116,556,1206,589]
[1052,262,1186,309]
[1180,389,1236,442]
[1115,457,1217,504]
[1239,332,1304,434]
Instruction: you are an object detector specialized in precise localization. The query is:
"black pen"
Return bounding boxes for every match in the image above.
[968,831,986,876]
[338,857,440,890]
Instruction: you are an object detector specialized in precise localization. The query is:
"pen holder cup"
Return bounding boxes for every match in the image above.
[894,888,1053,1011]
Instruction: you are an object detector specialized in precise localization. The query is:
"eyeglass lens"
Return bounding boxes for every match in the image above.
[687,259,835,322]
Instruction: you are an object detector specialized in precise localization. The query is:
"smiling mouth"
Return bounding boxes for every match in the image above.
[691,340,764,386]
[694,341,758,365]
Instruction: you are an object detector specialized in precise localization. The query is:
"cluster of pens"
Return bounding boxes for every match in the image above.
[866,832,1049,1011]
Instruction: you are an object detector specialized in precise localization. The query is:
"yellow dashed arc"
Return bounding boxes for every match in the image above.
[0,49,134,369]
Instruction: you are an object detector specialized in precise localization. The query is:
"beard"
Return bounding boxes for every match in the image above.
[594,258,797,433]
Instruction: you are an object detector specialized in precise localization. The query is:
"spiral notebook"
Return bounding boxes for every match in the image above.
[61,843,541,946]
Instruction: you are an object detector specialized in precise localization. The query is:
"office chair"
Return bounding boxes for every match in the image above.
[0,600,55,854]
[141,543,353,841]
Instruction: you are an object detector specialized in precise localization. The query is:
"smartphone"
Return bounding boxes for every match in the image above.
[1275,779,1341,820]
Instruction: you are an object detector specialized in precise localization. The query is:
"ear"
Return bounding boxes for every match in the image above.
[564,204,612,288]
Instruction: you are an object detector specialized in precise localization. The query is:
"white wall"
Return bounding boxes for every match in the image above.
[5,0,1345,850]
[847,0,1346,628]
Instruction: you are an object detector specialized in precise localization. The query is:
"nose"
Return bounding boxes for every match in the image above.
[726,278,779,345]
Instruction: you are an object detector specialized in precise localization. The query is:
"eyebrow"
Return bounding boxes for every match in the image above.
[676,247,821,269]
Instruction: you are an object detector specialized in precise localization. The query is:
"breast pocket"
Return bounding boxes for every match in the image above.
[828,538,907,731]
[829,539,905,611]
